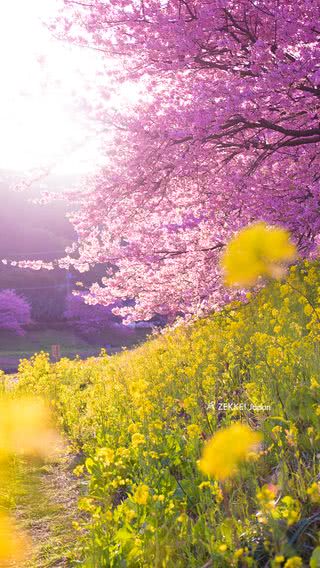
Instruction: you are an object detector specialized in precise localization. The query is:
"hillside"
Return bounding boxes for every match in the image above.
[7,260,320,567]
[0,171,149,370]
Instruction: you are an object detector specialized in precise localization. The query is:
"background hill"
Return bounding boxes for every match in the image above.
[0,171,148,371]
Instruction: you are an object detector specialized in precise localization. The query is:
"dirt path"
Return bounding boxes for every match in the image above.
[12,453,83,568]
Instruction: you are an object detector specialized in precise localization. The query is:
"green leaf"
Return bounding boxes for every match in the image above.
[310,547,320,568]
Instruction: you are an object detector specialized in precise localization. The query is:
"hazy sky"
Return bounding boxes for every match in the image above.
[0,0,103,175]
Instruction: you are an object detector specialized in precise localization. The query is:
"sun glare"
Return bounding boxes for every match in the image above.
[0,0,102,175]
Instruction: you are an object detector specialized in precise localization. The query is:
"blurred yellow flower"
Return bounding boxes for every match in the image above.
[132,484,149,505]
[73,464,84,477]
[187,424,202,438]
[257,484,278,511]
[125,509,136,521]
[117,447,130,459]
[221,223,296,287]
[307,482,320,504]
[279,495,301,526]
[0,397,62,459]
[284,556,303,568]
[153,494,165,502]
[131,433,146,448]
[304,304,313,317]
[198,481,211,490]
[0,513,30,564]
[96,447,114,465]
[177,513,188,523]
[198,423,262,480]
[310,376,319,390]
[128,423,140,434]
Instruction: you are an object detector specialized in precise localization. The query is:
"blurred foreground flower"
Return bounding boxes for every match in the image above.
[307,482,320,504]
[0,396,62,459]
[221,222,296,287]
[198,423,262,480]
[283,557,303,568]
[132,484,149,505]
[0,513,30,564]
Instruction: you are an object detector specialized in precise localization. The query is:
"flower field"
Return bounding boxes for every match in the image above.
[6,259,320,567]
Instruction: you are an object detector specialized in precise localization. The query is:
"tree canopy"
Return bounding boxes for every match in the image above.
[0,290,31,335]
[50,0,320,320]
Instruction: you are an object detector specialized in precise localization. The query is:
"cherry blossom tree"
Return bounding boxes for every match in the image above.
[0,290,31,336]
[49,0,320,320]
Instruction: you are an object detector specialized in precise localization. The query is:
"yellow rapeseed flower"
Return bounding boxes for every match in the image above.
[131,433,146,448]
[0,513,30,564]
[128,423,139,434]
[198,481,211,490]
[310,376,320,389]
[187,424,202,438]
[304,304,313,317]
[307,482,320,504]
[221,223,296,287]
[198,423,262,480]
[96,447,115,465]
[257,484,278,511]
[0,397,62,459]
[132,484,149,505]
[284,556,303,568]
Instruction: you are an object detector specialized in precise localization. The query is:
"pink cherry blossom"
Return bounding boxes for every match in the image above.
[39,0,320,320]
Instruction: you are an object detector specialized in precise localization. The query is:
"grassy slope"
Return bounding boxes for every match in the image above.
[0,329,89,355]
[10,261,320,567]
[0,326,148,374]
